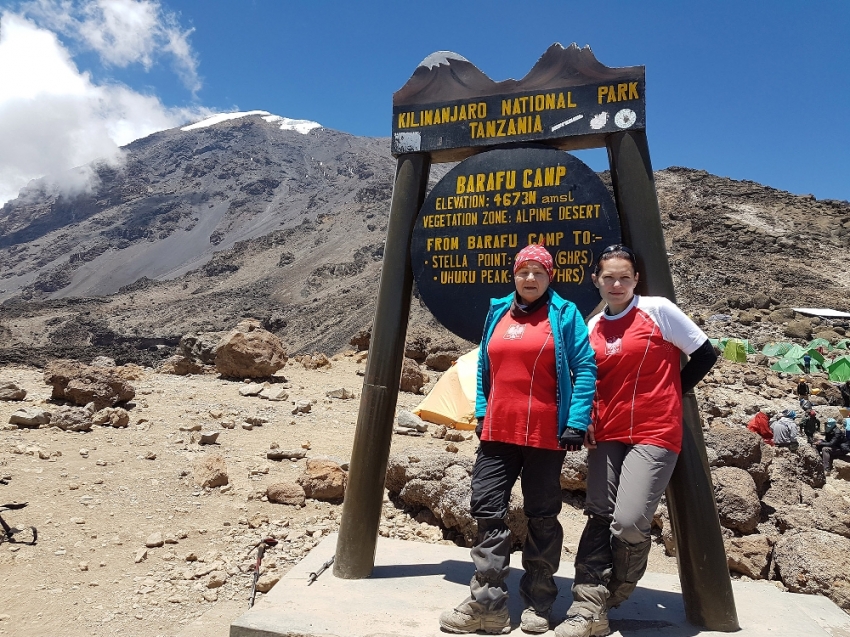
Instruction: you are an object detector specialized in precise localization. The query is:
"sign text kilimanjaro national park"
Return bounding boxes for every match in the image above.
[392,44,645,162]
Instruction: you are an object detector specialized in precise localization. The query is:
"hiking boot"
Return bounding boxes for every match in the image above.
[553,613,610,637]
[520,608,550,634]
[439,603,511,634]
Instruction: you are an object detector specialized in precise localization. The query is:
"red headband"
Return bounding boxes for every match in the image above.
[514,244,554,281]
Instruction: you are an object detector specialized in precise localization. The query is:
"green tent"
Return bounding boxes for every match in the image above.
[718,337,730,351]
[804,348,826,365]
[709,338,720,349]
[722,339,747,363]
[784,344,808,361]
[771,358,805,374]
[762,342,793,357]
[835,339,850,350]
[807,338,832,351]
[828,356,850,382]
[744,340,756,354]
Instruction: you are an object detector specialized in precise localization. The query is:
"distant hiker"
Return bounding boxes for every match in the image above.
[771,410,799,451]
[816,418,848,472]
[801,410,820,444]
[840,380,850,408]
[440,244,596,636]
[747,412,774,446]
[796,377,810,405]
[559,244,716,637]
[802,354,812,374]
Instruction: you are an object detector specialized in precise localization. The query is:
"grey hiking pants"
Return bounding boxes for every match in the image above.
[467,441,567,614]
[569,442,678,618]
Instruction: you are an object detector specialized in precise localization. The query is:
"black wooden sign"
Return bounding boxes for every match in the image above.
[412,147,621,342]
[393,44,645,163]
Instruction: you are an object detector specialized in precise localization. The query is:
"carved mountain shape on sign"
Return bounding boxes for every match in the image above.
[393,43,643,106]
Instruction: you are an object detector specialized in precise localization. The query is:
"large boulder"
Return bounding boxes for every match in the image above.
[775,491,850,538]
[193,454,229,488]
[386,452,527,546]
[0,381,26,401]
[158,355,204,376]
[761,454,802,511]
[399,357,428,394]
[725,535,774,579]
[9,407,51,428]
[704,425,771,494]
[815,380,843,407]
[712,466,760,534]
[425,352,457,372]
[266,482,306,506]
[297,459,346,501]
[179,332,222,365]
[50,405,94,432]
[560,450,588,491]
[773,530,850,611]
[43,360,135,409]
[213,320,287,378]
[783,320,812,340]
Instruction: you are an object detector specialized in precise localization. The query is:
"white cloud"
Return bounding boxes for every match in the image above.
[21,0,201,92]
[0,12,208,206]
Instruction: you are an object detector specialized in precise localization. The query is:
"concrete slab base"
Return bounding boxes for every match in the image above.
[230,533,850,637]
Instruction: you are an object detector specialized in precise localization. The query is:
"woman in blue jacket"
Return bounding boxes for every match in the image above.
[440,244,597,635]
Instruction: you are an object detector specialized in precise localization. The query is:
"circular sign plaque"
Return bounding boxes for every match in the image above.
[412,147,621,342]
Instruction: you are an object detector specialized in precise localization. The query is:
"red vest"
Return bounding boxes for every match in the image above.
[482,306,560,450]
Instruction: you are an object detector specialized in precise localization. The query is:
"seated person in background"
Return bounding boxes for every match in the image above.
[771,410,799,451]
[816,418,849,473]
[747,411,774,446]
[840,380,850,408]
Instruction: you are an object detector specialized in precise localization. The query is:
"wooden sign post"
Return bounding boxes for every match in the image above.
[335,44,738,632]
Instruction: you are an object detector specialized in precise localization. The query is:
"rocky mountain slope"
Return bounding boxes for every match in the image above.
[0,113,849,367]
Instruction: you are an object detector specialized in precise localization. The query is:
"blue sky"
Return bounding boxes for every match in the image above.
[1,0,848,204]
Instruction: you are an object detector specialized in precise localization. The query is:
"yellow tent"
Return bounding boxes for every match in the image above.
[413,348,479,430]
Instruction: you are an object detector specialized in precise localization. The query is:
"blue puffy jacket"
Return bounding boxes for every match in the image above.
[475,289,597,438]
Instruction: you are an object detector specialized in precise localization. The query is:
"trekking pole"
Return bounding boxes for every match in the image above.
[307,555,335,585]
[246,537,278,608]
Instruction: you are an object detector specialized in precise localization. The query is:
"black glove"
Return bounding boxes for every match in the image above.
[559,426,585,451]
[475,417,484,439]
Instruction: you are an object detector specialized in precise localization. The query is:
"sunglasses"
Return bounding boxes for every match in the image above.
[598,244,637,262]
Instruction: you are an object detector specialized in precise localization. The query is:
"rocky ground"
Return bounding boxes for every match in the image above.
[0,352,681,637]
[3,327,850,637]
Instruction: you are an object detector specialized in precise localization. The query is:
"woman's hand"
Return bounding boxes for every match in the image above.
[584,423,597,450]
[559,427,585,451]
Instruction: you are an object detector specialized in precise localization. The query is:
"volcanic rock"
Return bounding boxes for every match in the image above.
[158,355,204,375]
[560,449,588,492]
[50,405,94,432]
[0,382,26,401]
[91,407,129,428]
[44,360,135,409]
[192,454,228,488]
[725,535,774,579]
[385,451,528,546]
[9,407,51,427]
[213,320,287,378]
[297,459,346,501]
[266,482,306,506]
[773,530,850,611]
[400,357,428,394]
[712,466,760,534]
[425,352,457,372]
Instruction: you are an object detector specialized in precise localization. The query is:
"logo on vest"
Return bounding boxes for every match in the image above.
[605,335,622,355]
[503,324,526,340]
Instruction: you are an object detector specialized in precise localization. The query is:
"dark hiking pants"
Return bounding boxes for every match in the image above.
[468,441,566,614]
